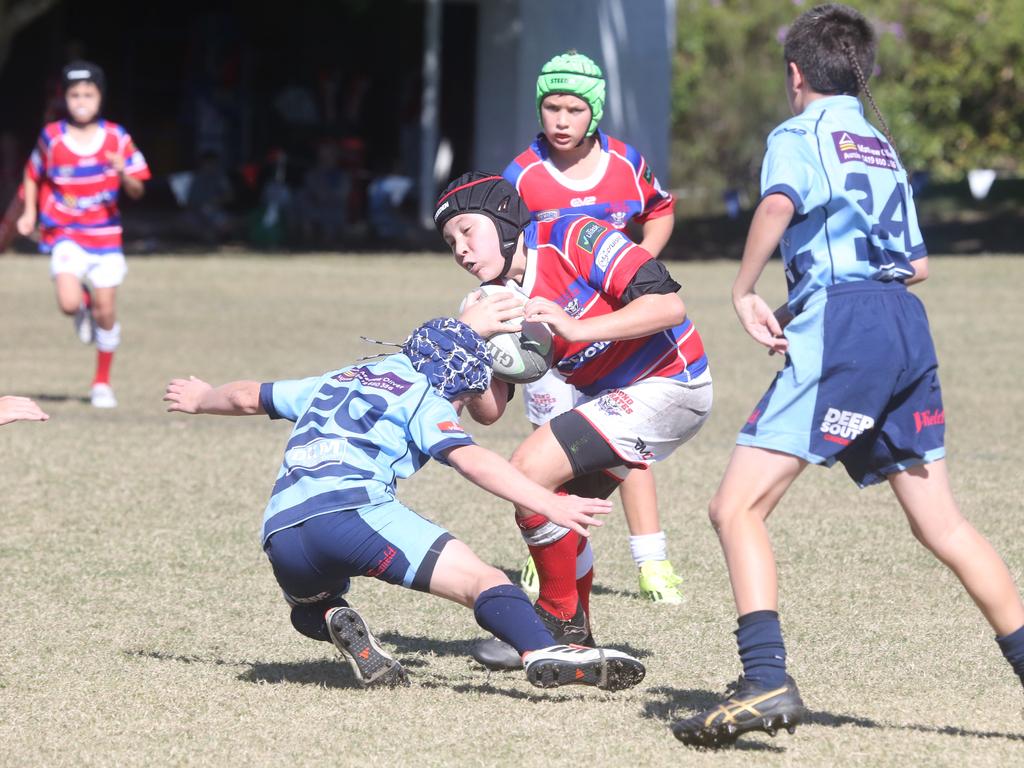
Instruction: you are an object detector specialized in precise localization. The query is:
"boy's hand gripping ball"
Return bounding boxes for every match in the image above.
[460,284,553,384]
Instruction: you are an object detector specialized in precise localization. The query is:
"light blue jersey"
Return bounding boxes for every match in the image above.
[761,95,927,313]
[258,355,475,544]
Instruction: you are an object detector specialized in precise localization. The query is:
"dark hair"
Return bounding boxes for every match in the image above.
[784,4,901,163]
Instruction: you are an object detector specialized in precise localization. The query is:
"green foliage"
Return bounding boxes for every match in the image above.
[673,1,1024,208]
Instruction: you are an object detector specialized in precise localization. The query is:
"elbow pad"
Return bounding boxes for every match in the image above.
[620,260,681,304]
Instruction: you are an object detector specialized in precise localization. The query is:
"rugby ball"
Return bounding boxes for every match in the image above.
[459,284,554,384]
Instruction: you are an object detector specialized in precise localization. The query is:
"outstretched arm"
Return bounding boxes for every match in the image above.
[444,443,611,537]
[164,376,264,416]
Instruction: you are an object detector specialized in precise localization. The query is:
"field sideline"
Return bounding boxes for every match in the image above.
[1,253,1022,767]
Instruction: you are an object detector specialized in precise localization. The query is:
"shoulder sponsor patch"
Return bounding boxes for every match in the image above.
[642,164,653,183]
[437,420,466,434]
[831,131,898,170]
[595,231,630,270]
[576,221,608,253]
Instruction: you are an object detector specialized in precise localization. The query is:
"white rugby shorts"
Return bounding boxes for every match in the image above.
[573,371,713,479]
[523,368,582,425]
[50,240,127,288]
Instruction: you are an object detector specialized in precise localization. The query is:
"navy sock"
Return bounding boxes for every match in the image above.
[996,624,1024,689]
[474,584,555,654]
[735,609,787,689]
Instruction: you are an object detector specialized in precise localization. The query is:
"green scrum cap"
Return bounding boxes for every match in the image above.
[536,50,605,137]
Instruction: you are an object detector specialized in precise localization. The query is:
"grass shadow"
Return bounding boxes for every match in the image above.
[643,685,1024,747]
[375,632,475,659]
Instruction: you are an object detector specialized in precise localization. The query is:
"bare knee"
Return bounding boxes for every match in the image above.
[708,491,730,532]
[92,305,116,328]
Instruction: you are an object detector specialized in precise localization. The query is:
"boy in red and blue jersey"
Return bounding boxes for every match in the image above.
[504,50,684,605]
[17,61,150,408]
[436,172,711,669]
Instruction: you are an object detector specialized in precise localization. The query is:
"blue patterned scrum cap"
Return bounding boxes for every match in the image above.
[402,317,493,400]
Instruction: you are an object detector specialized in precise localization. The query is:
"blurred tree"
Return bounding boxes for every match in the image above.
[673,0,1024,211]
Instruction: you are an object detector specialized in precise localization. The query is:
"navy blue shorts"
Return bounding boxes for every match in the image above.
[264,501,454,603]
[739,281,946,486]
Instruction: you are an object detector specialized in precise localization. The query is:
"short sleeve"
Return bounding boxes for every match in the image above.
[633,156,674,223]
[569,219,650,298]
[25,131,49,182]
[120,132,151,181]
[760,128,827,214]
[406,393,475,465]
[904,184,928,260]
[259,377,322,422]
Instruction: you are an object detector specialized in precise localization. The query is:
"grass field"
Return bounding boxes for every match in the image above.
[1,253,1022,767]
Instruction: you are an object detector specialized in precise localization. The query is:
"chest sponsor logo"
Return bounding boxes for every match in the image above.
[913,409,944,433]
[56,165,76,177]
[537,208,559,222]
[595,231,629,270]
[560,340,612,371]
[284,437,348,470]
[832,131,899,170]
[570,195,597,207]
[576,221,607,253]
[820,407,875,445]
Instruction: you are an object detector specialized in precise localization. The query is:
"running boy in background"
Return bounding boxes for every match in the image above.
[16,61,150,408]
[436,173,711,670]
[503,50,683,604]
[672,4,1024,748]
[164,317,645,692]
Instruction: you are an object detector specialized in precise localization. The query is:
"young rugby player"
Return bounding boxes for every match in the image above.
[671,4,1024,748]
[504,50,684,604]
[164,317,646,691]
[436,172,712,669]
[16,61,150,408]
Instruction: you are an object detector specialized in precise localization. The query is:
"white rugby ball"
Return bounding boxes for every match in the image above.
[459,283,554,384]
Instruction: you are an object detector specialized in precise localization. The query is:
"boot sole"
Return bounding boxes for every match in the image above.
[526,653,646,692]
[327,608,409,688]
[673,706,805,748]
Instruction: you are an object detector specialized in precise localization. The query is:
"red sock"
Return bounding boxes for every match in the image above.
[94,350,114,385]
[575,537,594,621]
[518,509,580,620]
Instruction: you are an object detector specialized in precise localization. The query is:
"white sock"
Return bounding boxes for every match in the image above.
[629,531,667,567]
[95,322,121,352]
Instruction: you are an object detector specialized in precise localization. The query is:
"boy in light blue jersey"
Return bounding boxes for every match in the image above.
[672,4,1024,749]
[165,317,646,692]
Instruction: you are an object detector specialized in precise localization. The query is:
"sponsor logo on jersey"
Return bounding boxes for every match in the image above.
[595,231,629,270]
[576,221,607,253]
[57,165,76,177]
[560,340,611,370]
[537,209,560,222]
[831,131,898,170]
[570,195,597,207]
[335,367,412,394]
[284,437,348,470]
[819,407,875,445]
[642,165,653,184]
[774,127,807,136]
[437,420,466,434]
[747,408,762,425]
[913,408,944,433]
[610,210,628,228]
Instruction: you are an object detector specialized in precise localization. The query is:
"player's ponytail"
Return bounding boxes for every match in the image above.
[842,41,904,170]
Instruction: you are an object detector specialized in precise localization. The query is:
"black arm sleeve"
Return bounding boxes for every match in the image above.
[619,259,682,304]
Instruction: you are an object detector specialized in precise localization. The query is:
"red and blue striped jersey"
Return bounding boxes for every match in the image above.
[502,130,673,229]
[508,218,706,396]
[25,120,150,254]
